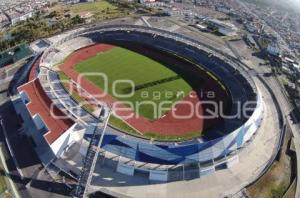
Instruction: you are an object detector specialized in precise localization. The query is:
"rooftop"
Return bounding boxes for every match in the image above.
[18,76,74,145]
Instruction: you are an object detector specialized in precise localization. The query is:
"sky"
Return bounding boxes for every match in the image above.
[281,0,300,12]
[287,0,300,7]
[249,0,300,13]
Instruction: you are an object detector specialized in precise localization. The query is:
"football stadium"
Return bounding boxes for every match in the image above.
[12,25,263,187]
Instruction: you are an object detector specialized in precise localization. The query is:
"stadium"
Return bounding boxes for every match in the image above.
[12,25,263,184]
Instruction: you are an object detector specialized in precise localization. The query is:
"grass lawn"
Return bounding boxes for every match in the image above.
[49,0,128,21]
[0,144,14,198]
[51,0,116,14]
[108,115,140,135]
[75,46,192,120]
[69,1,116,14]
[58,51,203,141]
[0,166,11,198]
[109,114,201,142]
[143,131,201,142]
[53,75,200,141]
[58,72,95,113]
[247,129,293,198]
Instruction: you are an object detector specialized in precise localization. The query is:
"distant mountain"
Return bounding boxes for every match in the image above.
[242,0,300,13]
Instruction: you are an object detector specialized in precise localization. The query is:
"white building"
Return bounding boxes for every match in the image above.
[140,0,156,3]
[206,18,238,36]
[10,11,34,25]
[267,44,281,57]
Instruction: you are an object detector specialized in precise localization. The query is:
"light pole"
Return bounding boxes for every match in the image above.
[82,105,112,198]
[98,106,112,153]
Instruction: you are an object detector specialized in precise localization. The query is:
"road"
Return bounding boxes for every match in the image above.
[150,17,300,197]
[234,0,298,61]
[226,40,300,198]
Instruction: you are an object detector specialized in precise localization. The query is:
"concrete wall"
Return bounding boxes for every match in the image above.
[12,96,54,164]
[50,123,85,158]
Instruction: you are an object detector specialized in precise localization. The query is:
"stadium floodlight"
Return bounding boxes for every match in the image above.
[83,106,112,197]
[72,105,112,198]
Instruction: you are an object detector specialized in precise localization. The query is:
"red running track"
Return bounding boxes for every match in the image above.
[59,43,227,136]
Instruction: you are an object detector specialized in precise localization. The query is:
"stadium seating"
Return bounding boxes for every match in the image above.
[36,25,263,179]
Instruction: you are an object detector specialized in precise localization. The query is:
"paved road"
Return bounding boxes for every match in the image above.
[226,40,300,198]
[145,18,298,196]
[234,0,297,60]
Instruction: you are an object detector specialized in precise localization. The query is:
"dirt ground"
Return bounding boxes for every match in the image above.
[247,126,296,198]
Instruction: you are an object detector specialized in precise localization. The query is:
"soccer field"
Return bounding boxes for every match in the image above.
[75,47,192,120]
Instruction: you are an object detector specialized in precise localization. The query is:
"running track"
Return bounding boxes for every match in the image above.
[59,43,228,136]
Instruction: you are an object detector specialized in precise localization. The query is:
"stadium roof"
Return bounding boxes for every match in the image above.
[18,79,74,144]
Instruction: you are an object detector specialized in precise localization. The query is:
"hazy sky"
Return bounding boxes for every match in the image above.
[250,0,300,12]
[288,0,300,6]
[283,0,300,11]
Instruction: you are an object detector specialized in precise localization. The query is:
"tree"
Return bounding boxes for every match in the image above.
[47,11,58,18]
[71,15,84,25]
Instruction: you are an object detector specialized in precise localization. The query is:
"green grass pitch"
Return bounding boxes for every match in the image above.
[75,46,192,120]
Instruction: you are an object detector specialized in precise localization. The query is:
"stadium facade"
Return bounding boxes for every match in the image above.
[12,25,263,182]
